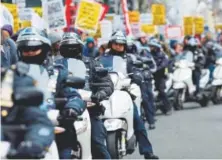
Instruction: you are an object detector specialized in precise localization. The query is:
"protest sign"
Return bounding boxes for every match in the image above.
[183,17,193,35]
[16,0,26,9]
[128,11,140,23]
[100,20,112,38]
[140,13,152,24]
[141,24,156,34]
[19,8,33,21]
[165,26,183,39]
[194,17,204,34]
[131,23,141,37]
[0,4,14,28]
[42,0,66,30]
[75,0,103,34]
[151,4,166,25]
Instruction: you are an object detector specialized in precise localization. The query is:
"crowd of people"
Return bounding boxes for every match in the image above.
[1,23,222,159]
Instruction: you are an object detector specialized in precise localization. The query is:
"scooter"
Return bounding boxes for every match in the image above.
[211,57,222,104]
[101,71,137,159]
[172,59,210,110]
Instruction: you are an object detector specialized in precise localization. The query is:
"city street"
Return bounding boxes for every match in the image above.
[126,103,222,159]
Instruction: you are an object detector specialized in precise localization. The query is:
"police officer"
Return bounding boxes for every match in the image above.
[126,35,157,129]
[59,32,114,159]
[148,38,172,115]
[187,38,206,97]
[1,64,54,159]
[98,31,158,159]
[16,27,86,159]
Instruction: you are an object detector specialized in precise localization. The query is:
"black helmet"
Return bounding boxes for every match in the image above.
[59,32,83,58]
[16,27,51,65]
[109,30,127,45]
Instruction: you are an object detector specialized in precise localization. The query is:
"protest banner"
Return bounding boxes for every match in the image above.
[16,0,26,9]
[75,0,103,34]
[151,4,166,25]
[121,0,132,35]
[42,0,66,30]
[131,23,141,37]
[100,20,112,38]
[165,25,183,39]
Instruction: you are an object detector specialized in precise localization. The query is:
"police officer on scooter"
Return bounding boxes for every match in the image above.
[98,31,159,159]
[126,35,157,130]
[59,32,114,159]
[148,38,172,115]
[16,27,86,159]
[1,64,54,159]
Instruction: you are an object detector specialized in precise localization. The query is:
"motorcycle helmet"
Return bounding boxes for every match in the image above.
[108,30,127,54]
[17,27,51,65]
[59,32,84,59]
[148,38,162,49]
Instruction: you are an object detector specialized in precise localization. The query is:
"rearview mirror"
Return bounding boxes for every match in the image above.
[66,76,85,89]
[94,67,108,77]
[13,87,43,106]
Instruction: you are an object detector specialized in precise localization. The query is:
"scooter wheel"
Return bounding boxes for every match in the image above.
[212,86,222,105]
[173,89,184,110]
[107,131,121,159]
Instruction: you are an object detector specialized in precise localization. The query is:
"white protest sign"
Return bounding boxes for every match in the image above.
[0,4,13,28]
[42,0,66,30]
[140,13,152,24]
[100,20,112,39]
[131,23,141,37]
[16,0,26,8]
[31,12,47,30]
[113,15,125,32]
[19,8,33,21]
[165,26,183,39]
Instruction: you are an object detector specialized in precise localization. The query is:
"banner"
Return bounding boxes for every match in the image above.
[128,11,140,23]
[31,12,46,30]
[75,0,103,34]
[121,0,132,35]
[165,26,183,39]
[43,0,66,30]
[19,8,33,21]
[183,17,193,35]
[141,24,156,34]
[151,4,166,25]
[194,17,204,35]
[16,0,26,9]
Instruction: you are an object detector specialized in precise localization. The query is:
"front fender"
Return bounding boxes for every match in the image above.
[104,119,127,131]
[173,82,186,89]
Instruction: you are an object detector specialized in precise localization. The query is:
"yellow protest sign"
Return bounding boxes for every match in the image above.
[194,17,204,34]
[141,24,156,34]
[151,4,166,25]
[20,21,31,28]
[2,3,20,32]
[128,11,140,23]
[90,23,101,38]
[215,24,222,31]
[183,17,194,35]
[32,7,42,17]
[75,0,103,34]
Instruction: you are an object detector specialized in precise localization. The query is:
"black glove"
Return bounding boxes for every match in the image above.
[91,91,107,103]
[7,141,45,159]
[60,108,79,120]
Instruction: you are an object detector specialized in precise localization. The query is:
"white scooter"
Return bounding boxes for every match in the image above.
[172,59,210,110]
[101,72,138,159]
[211,57,222,104]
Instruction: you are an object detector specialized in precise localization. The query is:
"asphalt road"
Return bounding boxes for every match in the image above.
[126,102,222,159]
